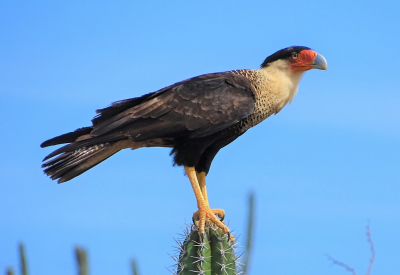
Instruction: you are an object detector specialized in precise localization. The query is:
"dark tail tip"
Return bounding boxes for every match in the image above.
[41,127,92,148]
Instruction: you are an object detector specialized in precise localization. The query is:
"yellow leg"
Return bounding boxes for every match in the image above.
[185,166,229,237]
[185,166,207,209]
[196,172,209,205]
[196,171,225,220]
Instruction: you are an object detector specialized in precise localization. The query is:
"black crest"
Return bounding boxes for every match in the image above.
[261,46,311,68]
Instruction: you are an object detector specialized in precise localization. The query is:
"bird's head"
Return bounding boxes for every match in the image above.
[261,46,327,72]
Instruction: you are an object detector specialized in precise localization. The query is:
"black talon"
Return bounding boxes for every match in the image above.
[192,212,200,223]
[219,214,225,222]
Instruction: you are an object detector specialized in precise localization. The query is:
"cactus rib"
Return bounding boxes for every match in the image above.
[174,222,241,275]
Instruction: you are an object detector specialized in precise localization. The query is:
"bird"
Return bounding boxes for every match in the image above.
[41,46,327,237]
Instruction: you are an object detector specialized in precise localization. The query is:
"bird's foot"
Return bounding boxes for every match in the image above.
[193,207,234,241]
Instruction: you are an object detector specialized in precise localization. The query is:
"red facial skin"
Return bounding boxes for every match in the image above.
[289,49,318,72]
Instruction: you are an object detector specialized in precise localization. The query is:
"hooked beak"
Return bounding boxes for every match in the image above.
[312,54,328,70]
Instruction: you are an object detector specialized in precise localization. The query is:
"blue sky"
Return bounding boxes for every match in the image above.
[1,1,399,274]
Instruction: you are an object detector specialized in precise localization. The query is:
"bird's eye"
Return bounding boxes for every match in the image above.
[291,52,299,59]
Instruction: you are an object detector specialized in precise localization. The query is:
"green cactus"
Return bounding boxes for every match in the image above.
[131,258,140,275]
[75,247,89,275]
[19,243,28,275]
[173,222,241,275]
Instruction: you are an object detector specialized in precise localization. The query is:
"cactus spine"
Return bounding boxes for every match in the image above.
[174,222,241,275]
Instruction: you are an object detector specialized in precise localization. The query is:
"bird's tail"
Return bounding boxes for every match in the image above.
[41,128,134,183]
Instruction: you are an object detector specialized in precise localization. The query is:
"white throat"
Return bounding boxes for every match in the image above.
[260,59,305,107]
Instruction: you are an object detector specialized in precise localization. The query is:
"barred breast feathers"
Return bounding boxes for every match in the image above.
[231,65,304,130]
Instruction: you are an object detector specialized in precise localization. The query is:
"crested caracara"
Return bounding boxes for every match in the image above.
[41,46,327,237]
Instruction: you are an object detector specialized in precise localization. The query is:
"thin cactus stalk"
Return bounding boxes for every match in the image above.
[19,243,28,275]
[131,258,140,275]
[75,247,89,275]
[242,192,255,274]
[173,222,242,275]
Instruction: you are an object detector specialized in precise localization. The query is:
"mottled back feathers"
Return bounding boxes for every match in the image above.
[89,73,256,140]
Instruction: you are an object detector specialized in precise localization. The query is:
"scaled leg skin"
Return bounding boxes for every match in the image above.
[185,166,231,239]
[196,171,225,221]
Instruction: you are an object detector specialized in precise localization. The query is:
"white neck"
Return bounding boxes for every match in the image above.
[259,59,305,108]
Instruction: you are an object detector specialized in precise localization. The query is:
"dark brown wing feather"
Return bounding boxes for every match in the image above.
[90,72,256,140]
